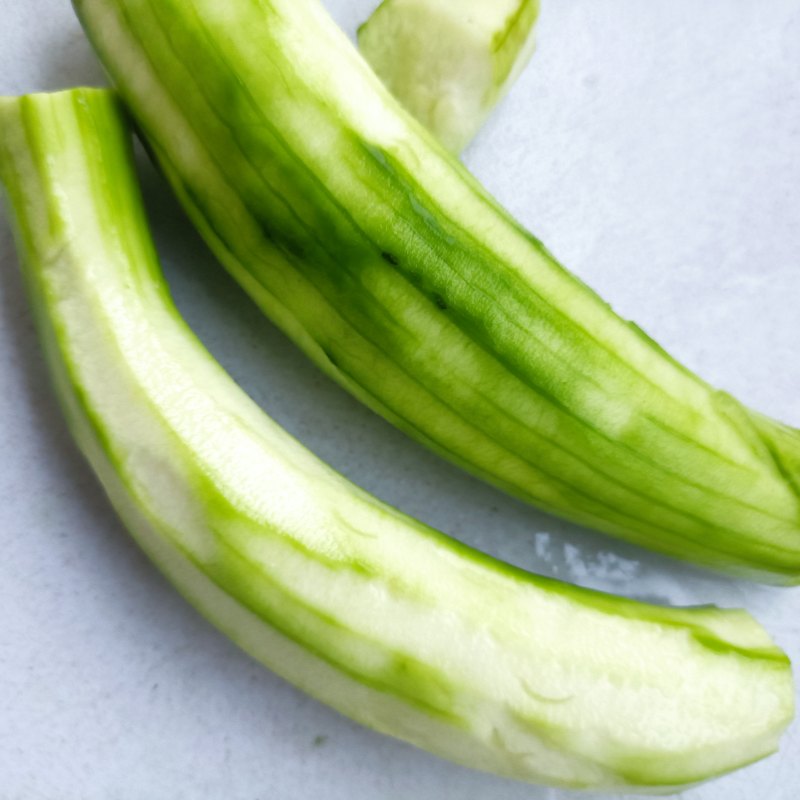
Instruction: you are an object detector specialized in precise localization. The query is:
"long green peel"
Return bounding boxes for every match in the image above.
[71,0,800,584]
[0,88,794,792]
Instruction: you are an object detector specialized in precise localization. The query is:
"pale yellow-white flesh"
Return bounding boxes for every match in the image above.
[359,0,539,152]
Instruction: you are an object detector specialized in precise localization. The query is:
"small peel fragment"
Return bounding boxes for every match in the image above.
[359,0,540,152]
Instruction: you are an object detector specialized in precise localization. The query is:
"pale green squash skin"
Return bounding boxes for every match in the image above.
[359,0,540,153]
[0,88,795,792]
[70,0,800,584]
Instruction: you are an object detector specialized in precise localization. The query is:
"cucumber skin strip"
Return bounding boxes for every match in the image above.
[71,0,800,584]
[0,88,794,792]
[358,0,541,153]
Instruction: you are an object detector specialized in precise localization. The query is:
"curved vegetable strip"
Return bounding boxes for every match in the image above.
[0,88,794,792]
[72,0,800,584]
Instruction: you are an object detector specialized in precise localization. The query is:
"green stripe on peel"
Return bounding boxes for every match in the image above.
[0,88,794,791]
[72,0,800,583]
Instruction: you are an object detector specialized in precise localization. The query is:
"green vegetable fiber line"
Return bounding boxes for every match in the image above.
[0,87,794,793]
[494,1,539,53]
[71,0,800,585]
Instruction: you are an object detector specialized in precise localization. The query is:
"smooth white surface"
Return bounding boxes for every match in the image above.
[1,1,798,798]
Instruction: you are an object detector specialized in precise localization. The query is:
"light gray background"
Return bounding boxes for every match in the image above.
[1,1,799,798]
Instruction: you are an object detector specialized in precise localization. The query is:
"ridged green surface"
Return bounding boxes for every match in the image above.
[71,0,800,586]
[0,87,795,792]
[359,0,539,152]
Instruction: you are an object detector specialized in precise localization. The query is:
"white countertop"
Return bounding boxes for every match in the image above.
[1,1,798,798]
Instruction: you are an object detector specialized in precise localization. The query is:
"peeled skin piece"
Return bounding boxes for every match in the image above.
[71,0,800,584]
[0,88,794,793]
[359,0,540,152]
